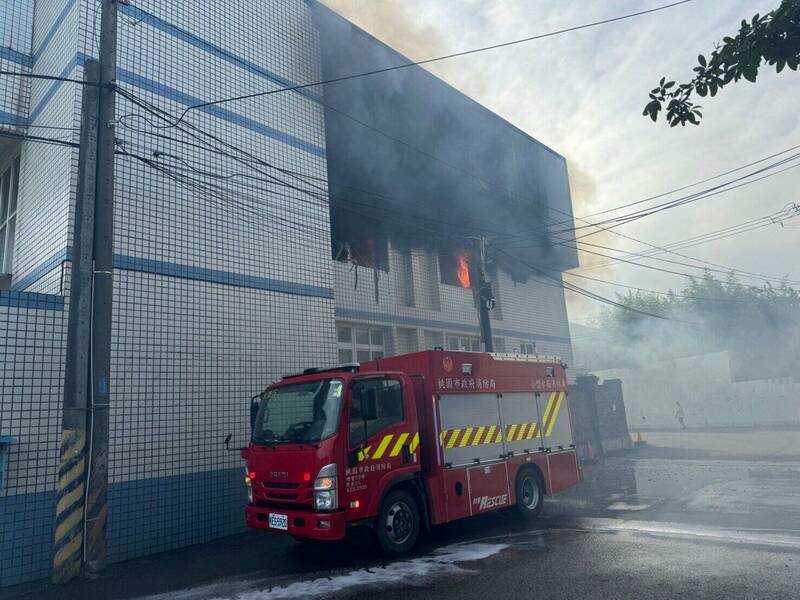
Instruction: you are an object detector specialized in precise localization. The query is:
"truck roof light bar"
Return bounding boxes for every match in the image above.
[281,362,360,380]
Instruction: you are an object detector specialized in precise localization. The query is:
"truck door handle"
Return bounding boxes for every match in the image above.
[401,445,411,464]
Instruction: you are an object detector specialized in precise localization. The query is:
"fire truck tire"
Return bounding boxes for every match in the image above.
[376,489,420,556]
[514,468,544,519]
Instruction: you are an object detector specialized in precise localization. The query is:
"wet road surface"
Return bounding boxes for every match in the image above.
[6,453,800,600]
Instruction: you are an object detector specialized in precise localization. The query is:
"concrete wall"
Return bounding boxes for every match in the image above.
[594,351,800,430]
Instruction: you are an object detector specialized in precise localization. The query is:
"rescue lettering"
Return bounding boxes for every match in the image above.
[473,493,508,510]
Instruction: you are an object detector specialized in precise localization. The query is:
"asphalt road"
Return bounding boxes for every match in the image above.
[6,441,800,600]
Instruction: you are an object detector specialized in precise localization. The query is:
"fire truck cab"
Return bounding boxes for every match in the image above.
[241,350,581,555]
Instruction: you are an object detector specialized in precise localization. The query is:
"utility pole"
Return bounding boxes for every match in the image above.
[53,59,100,585]
[474,237,495,352]
[53,0,117,583]
[84,0,118,575]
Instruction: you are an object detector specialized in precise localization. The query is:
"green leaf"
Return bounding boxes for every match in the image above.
[698,54,707,67]
[723,36,735,44]
[664,81,675,89]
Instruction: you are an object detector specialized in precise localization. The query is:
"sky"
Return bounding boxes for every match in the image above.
[320,0,800,324]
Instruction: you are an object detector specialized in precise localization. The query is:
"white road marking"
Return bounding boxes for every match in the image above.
[131,542,507,600]
[606,502,650,511]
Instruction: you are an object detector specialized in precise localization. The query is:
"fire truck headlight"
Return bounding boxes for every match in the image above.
[314,463,338,511]
[314,490,335,511]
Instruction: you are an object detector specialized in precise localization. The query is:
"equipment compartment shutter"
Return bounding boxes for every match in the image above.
[536,390,570,450]
[500,392,541,454]
[439,393,503,466]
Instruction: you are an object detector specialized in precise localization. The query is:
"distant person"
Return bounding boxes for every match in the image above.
[675,401,686,430]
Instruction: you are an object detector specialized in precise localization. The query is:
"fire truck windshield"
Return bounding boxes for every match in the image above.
[252,378,344,445]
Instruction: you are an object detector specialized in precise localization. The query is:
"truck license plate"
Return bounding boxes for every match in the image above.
[268,513,288,531]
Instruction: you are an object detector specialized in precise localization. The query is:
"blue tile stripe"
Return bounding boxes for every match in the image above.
[0,290,64,311]
[28,53,81,123]
[118,3,320,103]
[116,67,326,158]
[113,254,334,299]
[0,47,32,68]
[0,490,55,587]
[0,110,28,128]
[334,307,571,345]
[10,247,70,292]
[11,246,334,300]
[31,0,77,64]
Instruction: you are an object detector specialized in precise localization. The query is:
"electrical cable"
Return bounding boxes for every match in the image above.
[150,0,694,128]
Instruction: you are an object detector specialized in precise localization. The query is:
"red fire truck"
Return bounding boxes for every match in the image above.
[241,350,581,555]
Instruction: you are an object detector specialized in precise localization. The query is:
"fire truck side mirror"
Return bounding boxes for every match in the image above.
[250,394,261,430]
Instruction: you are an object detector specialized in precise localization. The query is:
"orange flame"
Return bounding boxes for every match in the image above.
[457,255,471,289]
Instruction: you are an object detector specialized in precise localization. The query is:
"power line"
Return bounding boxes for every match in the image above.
[500,151,800,244]
[541,199,800,285]
[573,205,800,274]
[0,129,79,148]
[494,248,675,321]
[114,62,800,289]
[117,85,800,290]
[0,70,97,85]
[151,0,695,128]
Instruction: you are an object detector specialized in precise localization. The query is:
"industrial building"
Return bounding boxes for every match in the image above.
[0,0,577,586]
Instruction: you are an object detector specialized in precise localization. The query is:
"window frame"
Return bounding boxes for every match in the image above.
[337,324,386,364]
[447,334,481,352]
[348,377,405,449]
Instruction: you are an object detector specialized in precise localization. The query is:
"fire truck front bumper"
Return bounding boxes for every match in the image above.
[245,505,346,540]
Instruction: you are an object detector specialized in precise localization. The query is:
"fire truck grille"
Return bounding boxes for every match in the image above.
[264,492,298,501]
[261,481,299,489]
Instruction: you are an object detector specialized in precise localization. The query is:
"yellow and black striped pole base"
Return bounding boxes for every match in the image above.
[52,429,86,583]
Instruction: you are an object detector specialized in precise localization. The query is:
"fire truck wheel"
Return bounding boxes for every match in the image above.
[515,469,544,519]
[376,489,420,556]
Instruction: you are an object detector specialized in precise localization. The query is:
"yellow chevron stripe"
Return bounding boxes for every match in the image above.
[372,434,394,459]
[459,427,474,448]
[530,422,539,439]
[447,429,461,448]
[495,429,503,443]
[545,392,566,436]
[53,532,82,570]
[541,392,557,433]
[389,432,410,457]
[57,457,86,492]
[56,483,84,516]
[519,423,532,441]
[471,426,485,446]
[410,432,420,453]
[357,445,372,462]
[485,425,496,444]
[507,423,518,441]
[55,507,83,543]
